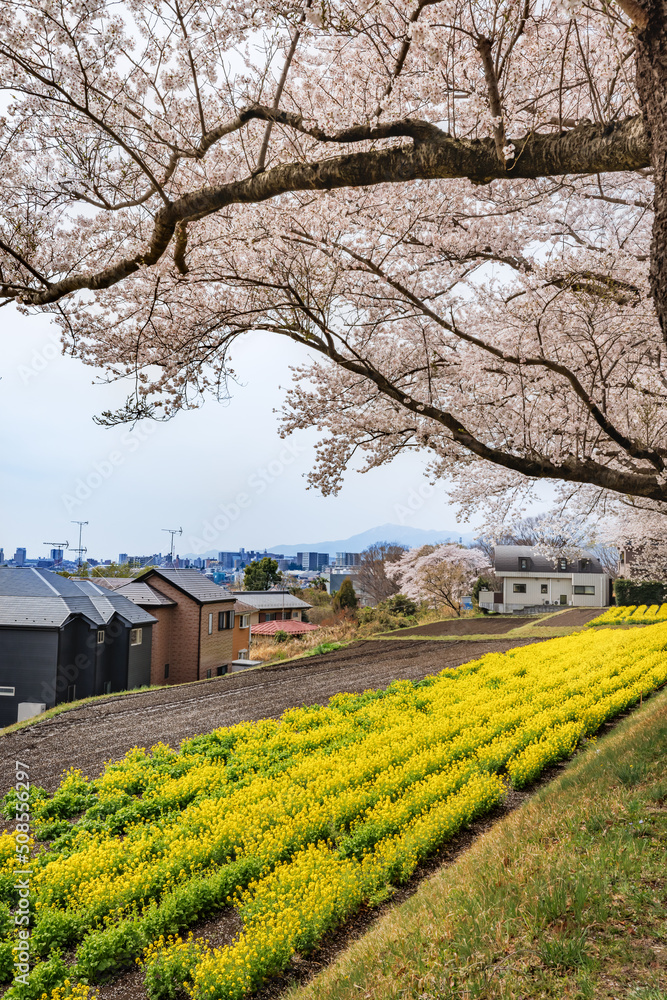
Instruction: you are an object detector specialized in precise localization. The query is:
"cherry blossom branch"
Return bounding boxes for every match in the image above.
[476,36,509,166]
[279,320,666,501]
[1,116,650,307]
[315,240,665,471]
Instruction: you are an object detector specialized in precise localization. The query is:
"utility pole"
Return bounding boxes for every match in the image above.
[70,521,88,571]
[43,541,69,569]
[162,527,182,566]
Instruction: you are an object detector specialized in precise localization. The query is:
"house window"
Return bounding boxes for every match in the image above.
[265,612,277,622]
[208,613,213,634]
[518,557,528,570]
[558,558,567,571]
[240,614,250,629]
[216,665,227,676]
[513,583,527,593]
[206,669,212,679]
[97,630,105,644]
[0,686,15,697]
[164,663,170,679]
[130,628,142,646]
[541,584,548,594]
[574,585,596,595]
[580,559,590,571]
[560,594,568,605]
[218,610,235,630]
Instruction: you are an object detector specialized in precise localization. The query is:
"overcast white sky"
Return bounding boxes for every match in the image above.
[0,307,517,561]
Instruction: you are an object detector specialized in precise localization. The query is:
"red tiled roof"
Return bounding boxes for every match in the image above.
[251,619,320,636]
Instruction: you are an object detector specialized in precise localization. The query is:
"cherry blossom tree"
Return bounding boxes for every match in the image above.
[389,543,489,613]
[1,0,666,516]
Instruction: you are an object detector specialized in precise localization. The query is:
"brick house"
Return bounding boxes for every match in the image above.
[100,569,254,685]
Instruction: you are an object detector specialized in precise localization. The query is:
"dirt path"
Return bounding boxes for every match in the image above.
[0,637,545,795]
[381,617,534,637]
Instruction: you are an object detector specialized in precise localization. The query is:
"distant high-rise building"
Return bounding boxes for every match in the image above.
[0,549,4,564]
[335,552,361,567]
[14,547,26,566]
[118,553,129,564]
[296,552,330,571]
[218,551,240,569]
[50,548,64,564]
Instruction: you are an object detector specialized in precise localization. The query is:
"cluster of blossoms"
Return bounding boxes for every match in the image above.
[0,0,663,525]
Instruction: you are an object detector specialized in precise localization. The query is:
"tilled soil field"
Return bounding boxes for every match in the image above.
[380,616,533,637]
[0,636,545,795]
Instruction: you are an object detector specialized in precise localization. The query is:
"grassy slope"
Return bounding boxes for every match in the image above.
[288,688,667,1000]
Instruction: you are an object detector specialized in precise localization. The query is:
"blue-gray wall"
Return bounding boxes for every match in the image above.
[127,627,152,689]
[0,628,58,727]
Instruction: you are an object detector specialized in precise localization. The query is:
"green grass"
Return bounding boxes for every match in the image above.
[287,687,667,1000]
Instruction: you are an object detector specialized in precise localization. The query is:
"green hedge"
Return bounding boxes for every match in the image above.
[613,579,667,606]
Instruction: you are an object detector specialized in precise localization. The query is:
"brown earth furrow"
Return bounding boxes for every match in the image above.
[0,637,545,795]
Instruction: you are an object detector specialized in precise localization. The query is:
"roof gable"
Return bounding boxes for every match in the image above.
[140,568,235,604]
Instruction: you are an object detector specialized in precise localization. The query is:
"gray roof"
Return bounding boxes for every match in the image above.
[229,590,312,610]
[233,600,257,614]
[493,545,605,574]
[81,577,134,591]
[141,568,235,604]
[0,597,71,627]
[112,582,176,607]
[0,568,157,628]
[0,566,85,597]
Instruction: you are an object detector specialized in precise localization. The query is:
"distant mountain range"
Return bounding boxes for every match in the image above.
[185,524,476,561]
[271,523,476,556]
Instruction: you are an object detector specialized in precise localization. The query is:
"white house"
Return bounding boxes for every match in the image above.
[479,545,611,613]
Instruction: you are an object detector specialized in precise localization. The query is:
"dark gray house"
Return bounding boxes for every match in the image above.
[0,568,157,728]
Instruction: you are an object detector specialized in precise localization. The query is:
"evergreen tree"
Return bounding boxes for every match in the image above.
[334,577,358,610]
[244,557,282,591]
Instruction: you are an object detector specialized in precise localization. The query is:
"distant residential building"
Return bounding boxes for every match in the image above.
[14,548,26,567]
[478,546,611,613]
[97,568,254,684]
[0,568,157,727]
[229,590,311,624]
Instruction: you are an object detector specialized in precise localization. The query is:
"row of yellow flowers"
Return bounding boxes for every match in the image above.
[588,603,667,625]
[2,624,666,1000]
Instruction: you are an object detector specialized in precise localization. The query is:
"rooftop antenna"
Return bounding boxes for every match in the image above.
[70,521,88,571]
[162,527,182,566]
[44,541,69,568]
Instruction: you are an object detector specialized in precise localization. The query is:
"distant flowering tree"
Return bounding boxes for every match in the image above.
[390,545,490,616]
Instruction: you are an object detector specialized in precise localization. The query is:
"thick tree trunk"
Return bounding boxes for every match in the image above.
[635,1,667,340]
